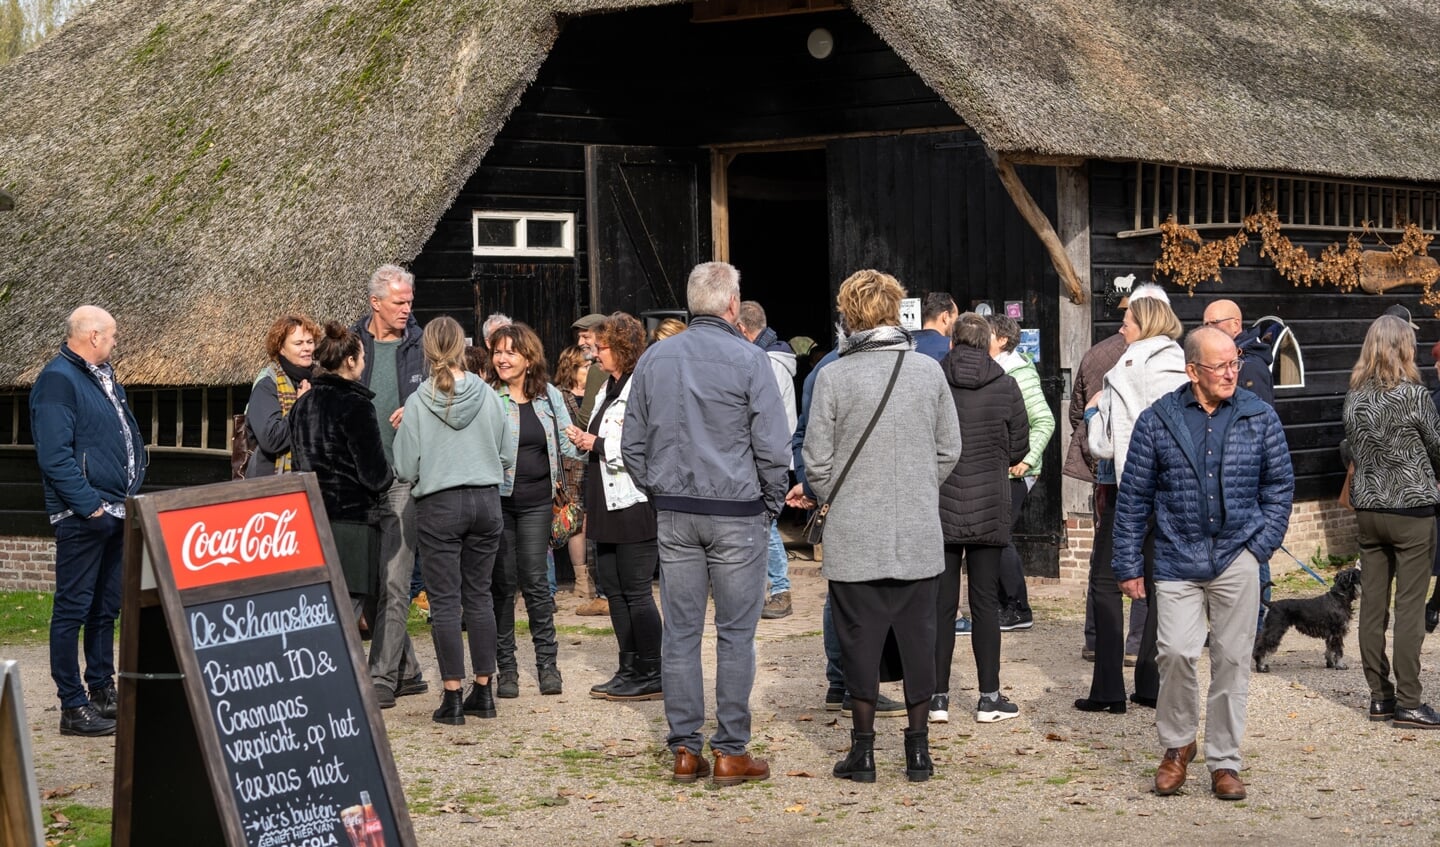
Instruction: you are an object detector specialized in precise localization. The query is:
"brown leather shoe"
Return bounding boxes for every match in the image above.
[672,748,711,783]
[1211,768,1246,800]
[1153,741,1197,796]
[712,751,770,786]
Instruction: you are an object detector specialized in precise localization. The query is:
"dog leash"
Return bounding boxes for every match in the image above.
[1275,544,1330,587]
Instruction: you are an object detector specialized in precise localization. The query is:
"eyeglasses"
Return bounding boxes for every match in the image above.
[1204,316,1240,327]
[1193,358,1242,375]
[595,345,611,352]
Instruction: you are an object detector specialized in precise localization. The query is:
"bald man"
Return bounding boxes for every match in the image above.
[1201,299,1274,406]
[30,306,145,737]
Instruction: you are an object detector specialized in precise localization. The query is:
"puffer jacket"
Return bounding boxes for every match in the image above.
[995,350,1054,478]
[1113,385,1294,584]
[1344,380,1440,510]
[938,345,1029,545]
[1235,326,1275,406]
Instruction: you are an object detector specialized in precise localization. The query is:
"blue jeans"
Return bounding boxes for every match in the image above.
[50,513,124,708]
[765,523,790,596]
[657,511,767,756]
[495,499,558,670]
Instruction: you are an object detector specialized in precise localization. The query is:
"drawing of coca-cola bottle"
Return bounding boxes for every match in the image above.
[360,790,385,847]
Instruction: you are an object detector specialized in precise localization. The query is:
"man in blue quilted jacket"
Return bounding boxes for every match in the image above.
[1112,325,1293,802]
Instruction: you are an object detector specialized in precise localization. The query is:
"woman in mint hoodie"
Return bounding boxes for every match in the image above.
[394,316,512,726]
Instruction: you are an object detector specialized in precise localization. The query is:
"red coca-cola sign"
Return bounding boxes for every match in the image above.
[157,490,325,590]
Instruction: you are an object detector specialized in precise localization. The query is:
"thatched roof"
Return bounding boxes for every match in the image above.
[2,0,1438,385]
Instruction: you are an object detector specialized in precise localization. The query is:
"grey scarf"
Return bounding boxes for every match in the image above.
[839,324,914,356]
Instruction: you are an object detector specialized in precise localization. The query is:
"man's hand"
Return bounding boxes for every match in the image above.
[785,483,814,510]
[1119,577,1146,600]
[89,506,104,519]
[388,407,404,429]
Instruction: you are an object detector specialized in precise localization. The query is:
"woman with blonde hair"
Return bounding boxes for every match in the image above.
[1345,313,1440,728]
[393,316,511,725]
[651,317,687,342]
[804,269,962,782]
[245,313,321,476]
[1078,292,1186,714]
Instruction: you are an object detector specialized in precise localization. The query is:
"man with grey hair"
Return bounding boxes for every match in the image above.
[31,305,146,736]
[351,264,428,708]
[623,261,791,786]
[735,300,798,619]
[1113,324,1292,801]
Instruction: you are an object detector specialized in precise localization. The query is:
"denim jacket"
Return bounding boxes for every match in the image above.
[591,376,647,512]
[495,382,581,497]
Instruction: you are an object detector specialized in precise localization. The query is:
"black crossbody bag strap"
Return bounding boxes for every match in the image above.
[816,350,905,515]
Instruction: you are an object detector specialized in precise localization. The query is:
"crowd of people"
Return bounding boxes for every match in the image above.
[30,262,1440,801]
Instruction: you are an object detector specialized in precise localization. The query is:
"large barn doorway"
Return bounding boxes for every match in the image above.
[725,149,831,347]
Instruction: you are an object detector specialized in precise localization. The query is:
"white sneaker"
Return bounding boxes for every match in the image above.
[976,693,1019,723]
[927,693,949,724]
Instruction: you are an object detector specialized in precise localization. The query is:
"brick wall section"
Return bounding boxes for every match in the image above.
[0,537,56,592]
[0,499,1364,592]
[1056,496,1357,586]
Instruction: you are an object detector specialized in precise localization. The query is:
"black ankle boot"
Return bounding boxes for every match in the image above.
[432,688,465,725]
[463,679,496,718]
[833,730,876,783]
[605,656,663,701]
[904,728,933,782]
[591,652,636,699]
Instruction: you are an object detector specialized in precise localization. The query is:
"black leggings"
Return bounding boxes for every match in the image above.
[997,479,1032,612]
[937,543,1004,694]
[1086,484,1158,702]
[596,539,662,662]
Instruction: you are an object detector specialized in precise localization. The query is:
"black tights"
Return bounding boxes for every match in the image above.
[848,698,929,734]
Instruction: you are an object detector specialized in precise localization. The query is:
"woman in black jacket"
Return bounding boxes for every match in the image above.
[933,313,1029,725]
[289,322,395,619]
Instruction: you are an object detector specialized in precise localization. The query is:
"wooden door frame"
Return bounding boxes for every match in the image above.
[707,125,968,263]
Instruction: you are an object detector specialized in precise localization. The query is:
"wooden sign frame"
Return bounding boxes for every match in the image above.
[0,660,44,847]
[112,473,414,846]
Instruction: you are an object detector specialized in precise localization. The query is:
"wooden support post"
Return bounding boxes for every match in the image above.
[986,148,1087,305]
[710,151,731,263]
[1056,164,1093,519]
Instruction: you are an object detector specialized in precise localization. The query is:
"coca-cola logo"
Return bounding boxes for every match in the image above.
[181,509,301,572]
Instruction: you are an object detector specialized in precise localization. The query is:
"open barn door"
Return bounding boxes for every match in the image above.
[586,146,711,314]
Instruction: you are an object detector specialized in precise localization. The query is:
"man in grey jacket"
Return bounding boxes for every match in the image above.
[623,262,791,786]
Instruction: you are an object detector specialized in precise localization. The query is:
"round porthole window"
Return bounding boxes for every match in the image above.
[807,28,834,60]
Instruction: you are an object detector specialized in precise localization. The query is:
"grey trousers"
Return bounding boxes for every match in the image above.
[1356,511,1436,709]
[1155,549,1259,774]
[369,479,421,691]
[657,511,767,757]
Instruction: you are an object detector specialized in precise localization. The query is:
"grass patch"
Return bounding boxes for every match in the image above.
[45,803,111,847]
[0,591,54,644]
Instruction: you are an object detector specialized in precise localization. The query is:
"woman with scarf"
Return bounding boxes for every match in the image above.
[803,270,962,784]
[246,314,320,477]
[488,323,582,698]
[1078,295,1186,714]
[565,313,662,701]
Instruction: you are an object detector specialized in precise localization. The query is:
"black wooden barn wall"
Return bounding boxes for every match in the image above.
[408,4,958,364]
[1089,160,1440,502]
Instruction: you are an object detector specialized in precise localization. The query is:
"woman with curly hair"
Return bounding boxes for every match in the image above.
[245,314,320,476]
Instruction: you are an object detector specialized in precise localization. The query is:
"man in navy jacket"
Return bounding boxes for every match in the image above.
[1113,325,1293,802]
[31,306,146,737]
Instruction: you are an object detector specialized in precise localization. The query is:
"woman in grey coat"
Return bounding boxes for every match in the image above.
[804,270,962,784]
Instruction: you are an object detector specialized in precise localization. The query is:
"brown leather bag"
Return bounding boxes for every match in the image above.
[230,414,256,480]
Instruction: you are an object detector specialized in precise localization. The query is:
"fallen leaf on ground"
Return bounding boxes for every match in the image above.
[784,803,805,813]
[785,771,814,778]
[1044,733,1067,742]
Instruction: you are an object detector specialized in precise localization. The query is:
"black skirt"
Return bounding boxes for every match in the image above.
[829,576,938,707]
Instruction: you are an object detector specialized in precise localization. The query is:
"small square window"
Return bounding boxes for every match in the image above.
[473,210,574,258]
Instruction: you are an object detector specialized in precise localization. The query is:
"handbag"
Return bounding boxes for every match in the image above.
[230,413,256,480]
[545,396,583,549]
[804,351,906,544]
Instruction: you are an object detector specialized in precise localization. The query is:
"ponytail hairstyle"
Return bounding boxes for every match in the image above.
[422,315,467,400]
[314,321,362,374]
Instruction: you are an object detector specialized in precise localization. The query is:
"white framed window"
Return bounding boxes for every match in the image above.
[472,210,575,258]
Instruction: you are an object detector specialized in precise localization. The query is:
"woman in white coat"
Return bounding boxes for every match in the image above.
[1077,295,1186,714]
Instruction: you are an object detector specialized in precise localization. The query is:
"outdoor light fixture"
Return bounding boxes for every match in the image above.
[807,27,834,60]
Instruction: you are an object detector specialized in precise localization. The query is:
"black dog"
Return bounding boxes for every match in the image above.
[1253,566,1361,673]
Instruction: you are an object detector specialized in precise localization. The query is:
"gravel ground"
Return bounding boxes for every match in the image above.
[16,569,1440,847]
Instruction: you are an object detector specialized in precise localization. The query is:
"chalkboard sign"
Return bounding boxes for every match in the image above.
[112,474,414,847]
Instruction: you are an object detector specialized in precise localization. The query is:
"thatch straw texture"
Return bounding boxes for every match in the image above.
[2,0,1438,385]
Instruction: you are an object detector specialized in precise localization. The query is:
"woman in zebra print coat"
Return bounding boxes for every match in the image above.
[1343,314,1440,728]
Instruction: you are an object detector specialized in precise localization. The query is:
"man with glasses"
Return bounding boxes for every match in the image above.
[1112,325,1293,802]
[1201,299,1274,406]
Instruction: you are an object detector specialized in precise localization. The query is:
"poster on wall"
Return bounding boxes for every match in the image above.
[899,298,921,331]
[1018,328,1040,363]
